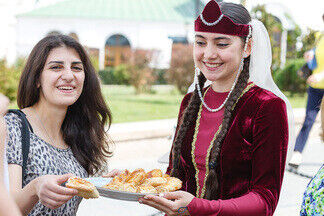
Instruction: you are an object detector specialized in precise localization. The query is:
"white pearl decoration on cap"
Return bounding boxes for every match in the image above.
[195,25,252,112]
[200,14,224,26]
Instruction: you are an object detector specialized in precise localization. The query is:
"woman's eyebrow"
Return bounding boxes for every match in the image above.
[71,61,82,65]
[47,61,82,65]
[213,37,230,41]
[195,35,206,39]
[195,35,230,41]
[48,61,63,65]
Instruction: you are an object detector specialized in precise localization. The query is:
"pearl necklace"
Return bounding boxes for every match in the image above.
[195,25,252,112]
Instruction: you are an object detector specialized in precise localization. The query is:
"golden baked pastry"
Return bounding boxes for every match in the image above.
[118,169,130,182]
[126,171,146,186]
[103,169,182,194]
[121,183,137,193]
[146,169,163,178]
[162,174,170,178]
[143,177,167,187]
[156,177,182,193]
[137,185,158,194]
[66,176,99,199]
[104,183,121,191]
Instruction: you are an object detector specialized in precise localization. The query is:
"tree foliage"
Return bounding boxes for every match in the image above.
[0,58,24,101]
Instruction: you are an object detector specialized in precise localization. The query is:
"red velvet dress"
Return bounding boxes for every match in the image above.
[166,84,288,216]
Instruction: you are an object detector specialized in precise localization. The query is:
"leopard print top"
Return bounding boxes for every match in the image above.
[5,112,88,216]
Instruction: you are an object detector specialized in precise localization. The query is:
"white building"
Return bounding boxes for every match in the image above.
[0,0,63,65]
[15,0,203,69]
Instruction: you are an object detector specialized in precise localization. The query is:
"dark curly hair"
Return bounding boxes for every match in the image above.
[17,34,112,176]
[171,2,252,200]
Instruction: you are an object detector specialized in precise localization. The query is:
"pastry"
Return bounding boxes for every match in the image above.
[103,169,182,194]
[65,176,99,199]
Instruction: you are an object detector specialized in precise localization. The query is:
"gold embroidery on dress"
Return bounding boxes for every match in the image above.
[191,83,255,198]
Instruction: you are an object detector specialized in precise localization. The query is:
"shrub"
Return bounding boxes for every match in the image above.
[113,64,130,85]
[0,58,24,101]
[154,69,168,85]
[125,49,156,94]
[166,44,194,94]
[98,49,157,92]
[274,58,306,95]
[98,67,116,85]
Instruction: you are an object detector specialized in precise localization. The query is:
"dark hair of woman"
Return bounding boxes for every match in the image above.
[17,34,112,175]
[171,2,252,200]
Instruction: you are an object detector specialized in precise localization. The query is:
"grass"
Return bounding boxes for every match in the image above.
[103,86,308,123]
[102,85,183,123]
[284,92,308,109]
[9,85,308,123]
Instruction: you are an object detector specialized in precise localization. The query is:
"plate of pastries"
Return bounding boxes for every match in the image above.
[87,168,182,201]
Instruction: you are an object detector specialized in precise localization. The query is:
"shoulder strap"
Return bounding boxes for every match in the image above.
[8,109,32,186]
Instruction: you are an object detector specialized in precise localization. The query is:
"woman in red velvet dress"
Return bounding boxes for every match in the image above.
[140,1,295,216]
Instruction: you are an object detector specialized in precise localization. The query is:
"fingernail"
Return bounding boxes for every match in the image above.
[138,199,143,204]
[143,196,149,200]
[159,193,165,197]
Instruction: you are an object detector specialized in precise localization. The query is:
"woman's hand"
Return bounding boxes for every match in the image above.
[34,173,78,209]
[102,169,124,178]
[307,72,324,85]
[139,191,194,216]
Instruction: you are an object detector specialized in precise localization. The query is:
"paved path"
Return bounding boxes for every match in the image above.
[77,108,323,216]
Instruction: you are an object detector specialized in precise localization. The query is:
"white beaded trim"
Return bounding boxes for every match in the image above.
[195,25,252,112]
[200,14,224,26]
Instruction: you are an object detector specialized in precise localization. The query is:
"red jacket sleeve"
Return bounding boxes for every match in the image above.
[187,97,289,216]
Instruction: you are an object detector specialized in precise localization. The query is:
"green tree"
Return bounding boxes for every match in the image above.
[286,26,302,59]
[251,5,283,72]
[0,58,25,101]
[297,28,317,58]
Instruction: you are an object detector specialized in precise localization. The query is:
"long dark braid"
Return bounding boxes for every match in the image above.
[171,73,206,178]
[205,57,250,199]
[203,2,252,200]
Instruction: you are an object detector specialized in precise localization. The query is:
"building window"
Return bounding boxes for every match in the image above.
[105,34,131,67]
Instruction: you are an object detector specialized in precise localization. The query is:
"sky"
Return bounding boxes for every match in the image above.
[226,0,323,31]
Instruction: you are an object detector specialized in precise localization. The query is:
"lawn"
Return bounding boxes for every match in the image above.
[102,85,183,123]
[284,92,308,109]
[102,85,308,123]
[9,85,308,123]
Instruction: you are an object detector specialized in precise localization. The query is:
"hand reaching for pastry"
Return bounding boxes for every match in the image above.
[34,174,78,209]
[139,191,194,216]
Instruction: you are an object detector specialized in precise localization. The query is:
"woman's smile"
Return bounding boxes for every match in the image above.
[203,61,224,71]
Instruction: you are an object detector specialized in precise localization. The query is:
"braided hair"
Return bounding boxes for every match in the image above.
[170,2,252,200]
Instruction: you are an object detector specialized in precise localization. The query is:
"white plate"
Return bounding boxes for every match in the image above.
[86,177,158,202]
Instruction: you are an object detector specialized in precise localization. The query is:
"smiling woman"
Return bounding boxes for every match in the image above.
[139,1,294,216]
[194,33,251,92]
[5,34,113,215]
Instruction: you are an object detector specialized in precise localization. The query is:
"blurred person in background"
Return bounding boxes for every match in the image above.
[289,14,324,169]
[0,93,21,216]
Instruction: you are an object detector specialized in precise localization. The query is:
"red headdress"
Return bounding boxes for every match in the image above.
[195,0,250,37]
